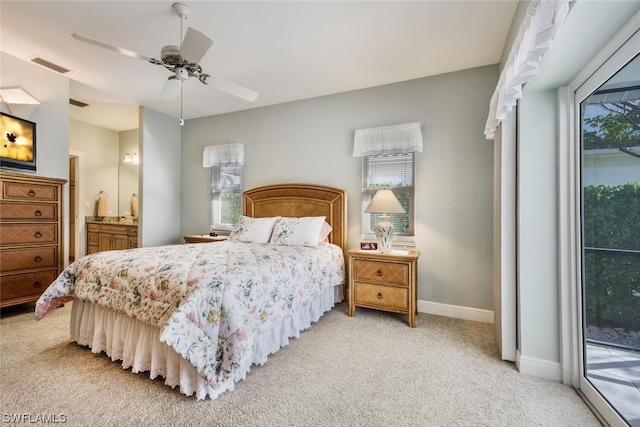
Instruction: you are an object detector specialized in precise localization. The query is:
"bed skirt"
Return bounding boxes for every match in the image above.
[69,285,343,400]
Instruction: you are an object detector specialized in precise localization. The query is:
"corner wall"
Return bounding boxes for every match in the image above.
[181,65,497,311]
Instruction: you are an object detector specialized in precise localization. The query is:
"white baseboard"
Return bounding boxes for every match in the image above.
[516,350,562,381]
[417,300,564,382]
[417,299,494,324]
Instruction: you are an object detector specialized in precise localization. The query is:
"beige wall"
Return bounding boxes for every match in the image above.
[69,119,119,216]
[181,65,498,310]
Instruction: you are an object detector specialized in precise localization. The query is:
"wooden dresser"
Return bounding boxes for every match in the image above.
[0,171,66,308]
[87,223,138,254]
[347,248,420,327]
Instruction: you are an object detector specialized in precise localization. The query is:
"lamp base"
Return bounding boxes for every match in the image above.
[374,215,395,253]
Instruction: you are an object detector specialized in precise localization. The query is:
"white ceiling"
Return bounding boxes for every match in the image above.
[1,1,518,131]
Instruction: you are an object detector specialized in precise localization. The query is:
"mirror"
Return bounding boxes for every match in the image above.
[118,164,139,217]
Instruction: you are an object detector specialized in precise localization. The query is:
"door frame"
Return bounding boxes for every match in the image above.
[69,150,86,263]
[558,16,640,426]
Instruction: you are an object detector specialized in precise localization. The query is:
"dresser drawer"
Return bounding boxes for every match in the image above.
[0,270,57,303]
[354,282,408,311]
[0,246,57,272]
[128,226,138,236]
[0,224,57,246]
[129,237,138,248]
[353,259,408,286]
[0,202,57,221]
[2,181,58,201]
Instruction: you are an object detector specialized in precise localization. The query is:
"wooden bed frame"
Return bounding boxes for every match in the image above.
[48,183,349,400]
[243,183,347,254]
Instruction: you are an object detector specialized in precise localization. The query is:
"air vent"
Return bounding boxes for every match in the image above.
[69,99,89,108]
[30,57,70,74]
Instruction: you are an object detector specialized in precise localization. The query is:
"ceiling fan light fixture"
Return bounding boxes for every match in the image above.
[70,1,258,127]
[176,67,189,81]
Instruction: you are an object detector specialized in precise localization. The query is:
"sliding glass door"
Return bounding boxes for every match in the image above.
[579,50,640,426]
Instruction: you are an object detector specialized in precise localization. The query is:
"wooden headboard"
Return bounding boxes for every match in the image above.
[243,183,347,253]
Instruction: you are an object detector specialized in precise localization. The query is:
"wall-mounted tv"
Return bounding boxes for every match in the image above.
[1,112,36,172]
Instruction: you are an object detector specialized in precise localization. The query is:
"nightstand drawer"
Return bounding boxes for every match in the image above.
[354,282,408,310]
[353,259,408,286]
[348,248,420,327]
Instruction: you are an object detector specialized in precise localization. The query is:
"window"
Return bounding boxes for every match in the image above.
[211,164,242,231]
[361,152,415,241]
[353,122,422,244]
[203,143,244,233]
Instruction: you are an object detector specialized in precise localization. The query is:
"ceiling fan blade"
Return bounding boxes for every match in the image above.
[71,33,155,63]
[180,27,213,64]
[160,79,181,99]
[208,76,258,102]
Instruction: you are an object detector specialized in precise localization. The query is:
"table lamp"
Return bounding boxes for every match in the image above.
[364,189,405,253]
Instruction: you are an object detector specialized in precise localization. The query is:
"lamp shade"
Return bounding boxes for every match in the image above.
[364,189,405,214]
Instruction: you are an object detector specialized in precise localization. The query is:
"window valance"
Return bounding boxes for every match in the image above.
[203,143,245,167]
[352,122,423,157]
[484,0,570,140]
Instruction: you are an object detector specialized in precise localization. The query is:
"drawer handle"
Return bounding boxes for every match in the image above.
[34,231,42,238]
[34,209,42,217]
[28,189,36,197]
[33,281,43,288]
[376,269,383,277]
[377,292,383,299]
[34,255,42,262]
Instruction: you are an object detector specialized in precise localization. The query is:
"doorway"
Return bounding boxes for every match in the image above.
[577,49,640,426]
[68,150,86,264]
[68,155,76,263]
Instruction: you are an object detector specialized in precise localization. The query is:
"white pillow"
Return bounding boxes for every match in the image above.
[270,216,327,247]
[228,216,279,244]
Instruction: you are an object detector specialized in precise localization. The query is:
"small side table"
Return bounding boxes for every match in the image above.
[183,235,228,244]
[348,248,420,327]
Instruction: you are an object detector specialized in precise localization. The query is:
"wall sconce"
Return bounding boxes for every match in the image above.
[0,87,40,119]
[123,152,139,164]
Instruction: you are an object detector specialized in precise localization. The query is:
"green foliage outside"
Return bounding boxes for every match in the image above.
[583,182,640,331]
[220,193,241,225]
[583,99,639,152]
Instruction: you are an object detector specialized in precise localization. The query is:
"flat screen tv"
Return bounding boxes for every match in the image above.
[1,112,36,172]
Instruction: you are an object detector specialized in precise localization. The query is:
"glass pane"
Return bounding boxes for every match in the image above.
[581,53,640,426]
[211,165,242,228]
[362,153,415,237]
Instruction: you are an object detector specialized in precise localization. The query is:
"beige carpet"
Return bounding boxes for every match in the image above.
[0,302,600,426]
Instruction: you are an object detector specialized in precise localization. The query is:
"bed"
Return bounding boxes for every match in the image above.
[35,183,347,400]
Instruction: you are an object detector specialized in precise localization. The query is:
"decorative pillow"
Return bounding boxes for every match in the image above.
[270,216,327,247]
[318,221,332,244]
[228,216,280,244]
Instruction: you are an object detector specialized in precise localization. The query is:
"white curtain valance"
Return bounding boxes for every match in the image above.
[352,122,423,157]
[484,0,570,140]
[203,143,245,167]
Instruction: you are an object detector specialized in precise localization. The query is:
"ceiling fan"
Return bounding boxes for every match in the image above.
[71,2,257,124]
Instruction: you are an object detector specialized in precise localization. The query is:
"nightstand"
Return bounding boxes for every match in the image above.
[347,248,420,327]
[183,235,228,244]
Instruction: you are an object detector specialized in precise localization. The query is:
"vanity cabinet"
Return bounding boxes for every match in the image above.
[0,171,66,308]
[87,223,138,254]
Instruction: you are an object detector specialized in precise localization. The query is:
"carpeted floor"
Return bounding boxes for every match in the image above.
[0,302,600,426]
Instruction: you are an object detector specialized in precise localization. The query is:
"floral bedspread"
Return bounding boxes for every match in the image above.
[35,241,344,391]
